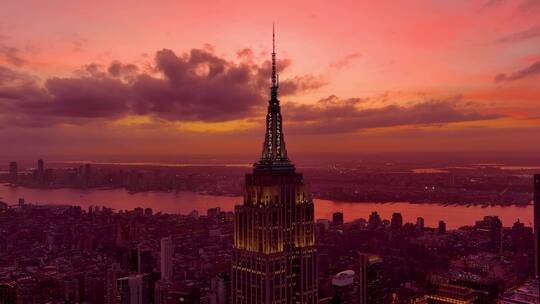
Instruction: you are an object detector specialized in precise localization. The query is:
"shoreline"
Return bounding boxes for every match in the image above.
[1,183,532,208]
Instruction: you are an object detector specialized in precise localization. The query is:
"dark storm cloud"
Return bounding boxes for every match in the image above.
[107,61,139,78]
[0,47,326,125]
[284,96,504,134]
[43,77,130,118]
[127,48,262,121]
[0,67,45,102]
[1,47,500,133]
[494,60,540,82]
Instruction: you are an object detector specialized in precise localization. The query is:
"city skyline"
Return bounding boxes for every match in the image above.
[1,0,540,156]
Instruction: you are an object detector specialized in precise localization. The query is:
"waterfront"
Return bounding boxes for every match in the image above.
[0,184,532,229]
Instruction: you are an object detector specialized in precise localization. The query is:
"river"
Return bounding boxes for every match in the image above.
[0,185,532,229]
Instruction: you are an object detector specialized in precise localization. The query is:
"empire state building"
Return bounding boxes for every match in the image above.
[231,28,318,304]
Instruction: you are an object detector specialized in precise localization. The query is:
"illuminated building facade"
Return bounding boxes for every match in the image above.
[231,27,318,304]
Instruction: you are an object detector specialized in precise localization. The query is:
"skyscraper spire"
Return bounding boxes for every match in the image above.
[255,25,293,172]
[271,23,278,100]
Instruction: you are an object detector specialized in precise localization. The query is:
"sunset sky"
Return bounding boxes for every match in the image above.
[1,0,539,158]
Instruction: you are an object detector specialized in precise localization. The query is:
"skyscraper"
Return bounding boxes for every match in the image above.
[391,213,403,231]
[474,216,502,253]
[231,27,318,304]
[368,211,382,230]
[210,273,231,304]
[8,162,17,184]
[332,211,344,226]
[38,159,44,174]
[160,237,173,281]
[415,217,425,232]
[534,174,540,279]
[358,253,386,304]
[117,274,150,304]
[438,220,446,234]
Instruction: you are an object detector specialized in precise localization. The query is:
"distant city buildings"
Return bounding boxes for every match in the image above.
[332,211,344,226]
[391,212,403,231]
[475,215,503,253]
[8,162,17,184]
[117,274,150,304]
[438,220,447,234]
[209,273,230,304]
[0,158,537,303]
[358,253,385,304]
[160,237,173,282]
[0,196,536,303]
[416,217,425,231]
[368,211,382,230]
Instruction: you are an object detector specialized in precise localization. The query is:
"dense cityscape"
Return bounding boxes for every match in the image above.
[0,187,538,303]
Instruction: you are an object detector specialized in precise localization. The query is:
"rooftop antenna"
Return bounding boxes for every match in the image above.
[271,23,278,97]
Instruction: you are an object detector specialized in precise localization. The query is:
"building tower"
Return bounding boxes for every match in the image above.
[117,274,150,304]
[231,26,318,304]
[534,174,540,280]
[391,213,403,231]
[438,220,446,234]
[416,217,425,232]
[160,237,173,281]
[332,211,344,226]
[358,253,385,304]
[38,159,44,174]
[8,162,17,184]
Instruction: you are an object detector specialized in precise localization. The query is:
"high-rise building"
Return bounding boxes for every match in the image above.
[490,217,503,253]
[534,174,540,279]
[34,159,45,184]
[368,211,382,230]
[332,211,344,226]
[438,220,446,234]
[0,282,16,304]
[474,216,502,253]
[208,207,222,219]
[391,213,403,231]
[38,159,44,175]
[8,162,17,184]
[416,217,425,232]
[358,253,386,304]
[117,274,150,304]
[231,27,318,304]
[210,273,231,304]
[105,263,121,304]
[160,237,173,282]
